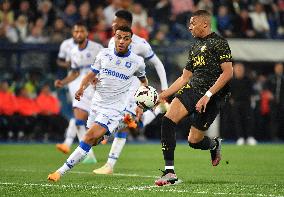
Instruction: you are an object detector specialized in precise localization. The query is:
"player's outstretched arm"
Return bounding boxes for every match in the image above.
[75,71,96,101]
[54,70,80,88]
[159,68,192,100]
[148,55,168,90]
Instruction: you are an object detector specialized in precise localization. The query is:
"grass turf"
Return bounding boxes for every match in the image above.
[0,143,283,196]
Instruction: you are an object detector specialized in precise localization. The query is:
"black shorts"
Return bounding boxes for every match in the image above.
[175,84,221,131]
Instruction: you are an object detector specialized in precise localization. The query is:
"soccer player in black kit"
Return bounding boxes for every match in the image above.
[154,10,233,186]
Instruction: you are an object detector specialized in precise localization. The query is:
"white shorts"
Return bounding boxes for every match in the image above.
[72,86,94,113]
[86,106,124,135]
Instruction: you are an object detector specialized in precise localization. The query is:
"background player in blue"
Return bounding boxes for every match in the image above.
[54,22,103,163]
[154,10,233,186]
[93,10,169,175]
[47,26,148,182]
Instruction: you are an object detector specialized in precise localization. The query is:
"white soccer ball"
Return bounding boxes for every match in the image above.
[134,86,159,109]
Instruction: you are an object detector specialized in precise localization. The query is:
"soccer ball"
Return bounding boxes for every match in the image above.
[134,86,159,109]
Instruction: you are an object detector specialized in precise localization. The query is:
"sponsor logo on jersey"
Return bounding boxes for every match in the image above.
[102,68,130,80]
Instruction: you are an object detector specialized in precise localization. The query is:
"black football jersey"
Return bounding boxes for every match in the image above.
[185,32,232,97]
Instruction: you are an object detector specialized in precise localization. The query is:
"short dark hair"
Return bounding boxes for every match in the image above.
[115,10,133,24]
[115,26,133,37]
[192,10,211,17]
[73,21,87,29]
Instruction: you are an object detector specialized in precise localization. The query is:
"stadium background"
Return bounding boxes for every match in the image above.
[0,0,284,143]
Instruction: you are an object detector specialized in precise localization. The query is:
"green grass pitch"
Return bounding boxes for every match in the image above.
[0,143,284,196]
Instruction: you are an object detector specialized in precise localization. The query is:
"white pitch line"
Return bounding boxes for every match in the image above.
[2,168,158,178]
[0,182,183,193]
[2,169,284,197]
[0,182,283,197]
[72,171,158,178]
[0,182,121,191]
[112,173,159,179]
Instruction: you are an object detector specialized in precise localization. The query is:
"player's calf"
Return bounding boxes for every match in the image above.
[188,136,222,166]
[188,136,217,150]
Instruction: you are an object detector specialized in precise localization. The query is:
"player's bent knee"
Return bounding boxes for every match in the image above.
[73,108,88,120]
[188,126,206,149]
[187,135,203,144]
[188,126,205,143]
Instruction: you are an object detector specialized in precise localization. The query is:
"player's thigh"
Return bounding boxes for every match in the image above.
[165,98,188,123]
[172,85,199,123]
[73,107,88,120]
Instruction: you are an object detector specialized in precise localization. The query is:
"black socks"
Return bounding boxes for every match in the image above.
[161,116,177,166]
[188,136,217,150]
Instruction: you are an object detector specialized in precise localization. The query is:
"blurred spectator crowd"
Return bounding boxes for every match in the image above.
[220,62,284,144]
[1,0,284,48]
[0,71,68,141]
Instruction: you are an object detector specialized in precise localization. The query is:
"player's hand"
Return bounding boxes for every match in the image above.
[75,88,84,101]
[54,80,64,88]
[135,106,144,121]
[195,95,210,113]
[158,90,168,103]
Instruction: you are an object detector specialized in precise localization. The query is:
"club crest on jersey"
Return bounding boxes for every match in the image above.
[86,52,91,58]
[116,60,121,65]
[125,62,132,68]
[201,45,207,52]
